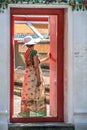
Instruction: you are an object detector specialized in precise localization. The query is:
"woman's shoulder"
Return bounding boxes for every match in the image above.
[31,50,37,55]
[30,50,37,58]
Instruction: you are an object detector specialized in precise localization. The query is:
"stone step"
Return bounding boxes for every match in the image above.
[8,123,74,130]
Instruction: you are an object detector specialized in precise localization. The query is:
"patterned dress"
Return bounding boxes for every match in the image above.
[20,50,46,117]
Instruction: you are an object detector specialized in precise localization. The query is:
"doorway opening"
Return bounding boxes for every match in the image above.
[10,7,64,123]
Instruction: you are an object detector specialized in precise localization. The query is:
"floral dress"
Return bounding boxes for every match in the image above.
[20,50,46,117]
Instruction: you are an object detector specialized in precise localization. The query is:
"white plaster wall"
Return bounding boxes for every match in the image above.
[64,7,74,123]
[0,5,75,129]
[63,8,87,130]
[0,10,10,130]
[73,11,87,129]
[0,4,87,130]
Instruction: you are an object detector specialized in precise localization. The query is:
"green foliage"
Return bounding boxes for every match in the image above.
[0,0,87,12]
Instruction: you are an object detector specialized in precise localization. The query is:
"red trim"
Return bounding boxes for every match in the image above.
[57,12,64,121]
[10,8,64,15]
[10,7,64,123]
[11,117,59,123]
[14,40,19,44]
[13,16,48,22]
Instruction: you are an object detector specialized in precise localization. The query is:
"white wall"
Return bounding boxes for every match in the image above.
[0,5,87,130]
[0,10,10,130]
[60,8,87,130]
[73,11,87,129]
[64,7,74,123]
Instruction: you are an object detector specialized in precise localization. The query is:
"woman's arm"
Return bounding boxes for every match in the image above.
[33,55,41,87]
[40,53,50,63]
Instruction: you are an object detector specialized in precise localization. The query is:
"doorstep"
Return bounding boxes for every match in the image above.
[8,122,75,130]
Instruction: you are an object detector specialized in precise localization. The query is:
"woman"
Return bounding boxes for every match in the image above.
[20,36,46,117]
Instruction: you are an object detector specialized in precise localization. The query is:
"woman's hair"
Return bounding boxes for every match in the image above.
[26,45,34,48]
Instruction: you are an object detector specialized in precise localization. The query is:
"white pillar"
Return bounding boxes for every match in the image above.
[64,7,74,123]
[0,10,10,130]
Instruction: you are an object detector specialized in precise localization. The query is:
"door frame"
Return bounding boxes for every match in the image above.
[10,7,64,123]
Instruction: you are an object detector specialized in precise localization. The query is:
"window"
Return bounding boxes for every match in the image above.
[10,7,64,122]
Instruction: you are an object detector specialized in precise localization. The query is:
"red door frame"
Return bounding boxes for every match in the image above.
[10,7,64,123]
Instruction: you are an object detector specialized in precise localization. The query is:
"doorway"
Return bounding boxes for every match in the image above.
[10,7,64,123]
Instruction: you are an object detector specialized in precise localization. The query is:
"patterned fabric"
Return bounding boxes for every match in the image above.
[20,50,46,117]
